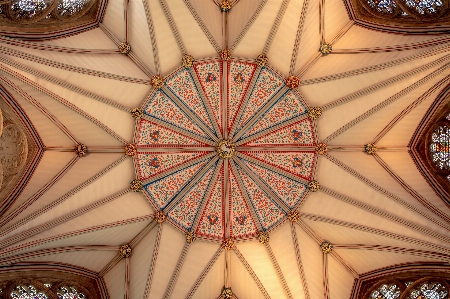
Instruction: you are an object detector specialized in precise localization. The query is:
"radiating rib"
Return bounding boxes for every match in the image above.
[0,156,127,238]
[325,153,450,231]
[163,243,191,299]
[0,189,131,250]
[289,0,311,76]
[290,222,310,299]
[262,0,290,55]
[142,0,161,75]
[158,0,187,55]
[0,45,150,85]
[143,223,164,299]
[230,0,268,52]
[322,55,450,111]
[0,64,131,144]
[265,242,293,299]
[233,245,271,299]
[323,62,450,144]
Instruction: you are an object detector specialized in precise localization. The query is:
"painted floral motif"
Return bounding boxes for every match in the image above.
[196,169,224,239]
[241,90,307,138]
[144,160,208,208]
[166,69,215,131]
[235,166,285,230]
[194,61,222,131]
[144,91,207,139]
[137,119,205,147]
[236,67,284,129]
[244,160,308,208]
[243,152,315,180]
[229,170,258,239]
[228,61,257,129]
[244,119,314,146]
[168,167,215,230]
[136,152,207,180]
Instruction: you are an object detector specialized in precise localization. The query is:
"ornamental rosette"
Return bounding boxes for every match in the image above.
[309,107,322,120]
[287,210,300,222]
[222,287,233,299]
[319,42,332,55]
[186,232,197,244]
[119,42,131,54]
[217,140,235,159]
[316,143,328,155]
[155,210,167,223]
[130,179,143,192]
[220,49,231,61]
[182,54,195,68]
[151,75,164,89]
[124,144,137,157]
[258,232,269,244]
[364,143,377,155]
[320,241,333,253]
[308,180,320,192]
[119,244,132,258]
[75,144,88,157]
[222,238,234,250]
[130,108,143,119]
[255,54,269,66]
[286,76,300,89]
[219,0,232,12]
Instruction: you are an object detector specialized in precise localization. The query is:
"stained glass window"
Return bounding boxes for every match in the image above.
[366,0,398,14]
[10,285,48,299]
[404,0,443,14]
[55,0,91,17]
[57,286,86,299]
[407,281,448,299]
[430,126,450,170]
[10,0,52,19]
[446,113,450,121]
[370,283,401,299]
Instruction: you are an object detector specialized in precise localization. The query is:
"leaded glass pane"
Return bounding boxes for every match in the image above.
[57,286,86,299]
[10,0,53,19]
[404,0,443,14]
[370,283,401,299]
[366,0,398,13]
[446,113,450,121]
[10,285,48,299]
[407,282,448,299]
[55,0,91,17]
[430,126,450,170]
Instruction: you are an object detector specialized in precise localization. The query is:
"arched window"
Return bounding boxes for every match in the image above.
[56,286,86,299]
[369,282,401,299]
[10,285,48,299]
[429,125,450,171]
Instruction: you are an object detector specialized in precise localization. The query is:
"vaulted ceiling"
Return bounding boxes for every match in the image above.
[0,0,450,298]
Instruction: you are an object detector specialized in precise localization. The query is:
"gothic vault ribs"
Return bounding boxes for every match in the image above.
[135,56,318,242]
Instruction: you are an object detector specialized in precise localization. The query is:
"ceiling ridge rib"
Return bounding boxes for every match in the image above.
[142,0,161,75]
[319,0,325,45]
[322,54,450,111]
[265,242,294,299]
[290,222,310,299]
[0,45,150,85]
[373,74,450,144]
[296,20,354,79]
[0,188,131,250]
[0,156,128,238]
[333,244,450,261]
[0,36,120,54]
[0,245,119,267]
[301,213,450,255]
[373,154,450,225]
[183,0,221,53]
[289,0,310,76]
[0,64,131,144]
[124,0,129,43]
[262,0,290,55]
[229,0,268,52]
[320,186,450,244]
[322,62,450,144]
[162,242,190,299]
[325,153,450,231]
[301,43,450,86]
[158,0,187,55]
[0,215,153,259]
[0,74,79,144]
[142,223,164,298]
[0,54,131,112]
[185,246,223,299]
[233,245,271,299]
[296,219,359,279]
[125,254,130,299]
[99,23,155,78]
[332,36,450,54]
[323,250,329,299]
[0,155,78,226]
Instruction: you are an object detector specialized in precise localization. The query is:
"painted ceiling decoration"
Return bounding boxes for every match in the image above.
[344,0,450,33]
[1,0,450,298]
[0,0,106,39]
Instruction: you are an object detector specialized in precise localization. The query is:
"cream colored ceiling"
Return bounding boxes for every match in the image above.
[1,0,450,298]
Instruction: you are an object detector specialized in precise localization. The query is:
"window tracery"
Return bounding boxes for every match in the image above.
[430,125,450,171]
[364,278,450,299]
[370,283,401,299]
[10,285,48,299]
[362,0,448,18]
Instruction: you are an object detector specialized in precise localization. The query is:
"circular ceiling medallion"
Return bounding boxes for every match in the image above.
[134,57,317,242]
